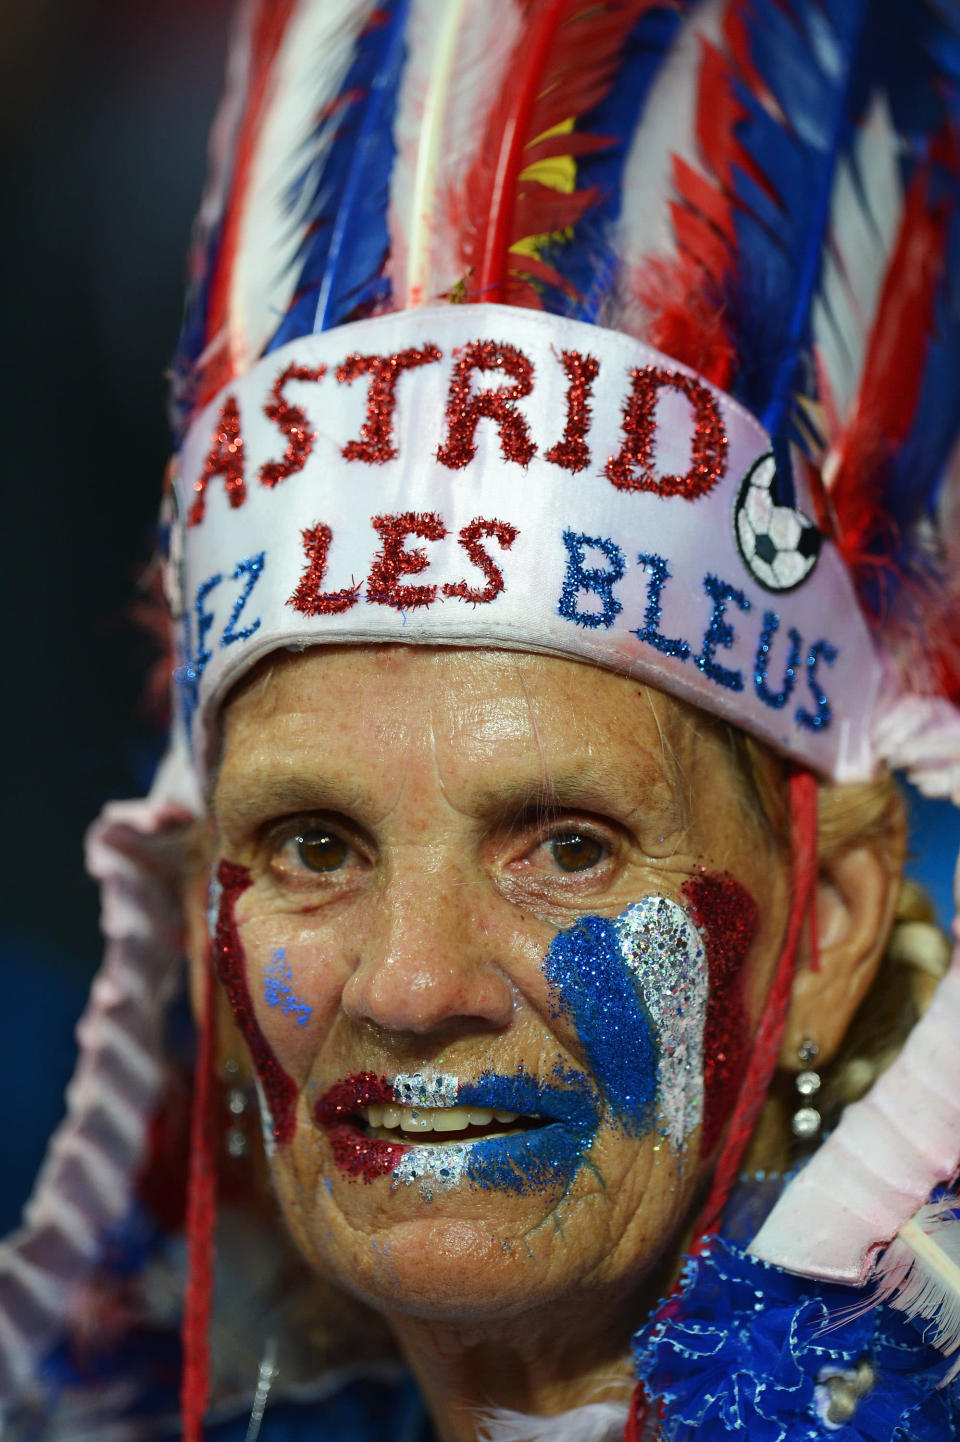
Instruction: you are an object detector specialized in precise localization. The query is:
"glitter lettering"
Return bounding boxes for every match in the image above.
[338,345,442,463]
[442,517,519,604]
[695,574,751,691]
[754,610,802,710]
[635,552,691,660]
[258,363,326,488]
[558,530,625,629]
[544,350,599,473]
[436,341,536,469]
[220,552,264,646]
[796,639,837,731]
[188,395,245,526]
[605,366,727,499]
[193,572,222,686]
[288,523,360,616]
[367,511,448,610]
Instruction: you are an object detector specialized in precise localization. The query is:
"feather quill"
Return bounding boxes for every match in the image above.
[209,0,375,379]
[387,0,525,308]
[474,1400,629,1442]
[453,0,652,308]
[309,0,411,333]
[872,1198,960,1382]
[813,91,903,444]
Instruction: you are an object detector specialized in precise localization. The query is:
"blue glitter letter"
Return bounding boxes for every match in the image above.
[634,553,691,660]
[221,551,265,646]
[796,639,837,731]
[194,572,223,683]
[695,574,750,692]
[754,611,802,710]
[558,530,625,630]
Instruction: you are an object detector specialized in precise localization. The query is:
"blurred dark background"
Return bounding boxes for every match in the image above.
[0,0,230,1231]
[0,0,957,1236]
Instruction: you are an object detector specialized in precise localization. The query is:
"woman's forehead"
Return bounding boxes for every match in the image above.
[215,645,726,819]
[223,644,708,755]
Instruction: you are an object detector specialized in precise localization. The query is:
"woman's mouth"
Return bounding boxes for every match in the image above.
[314,1068,600,1191]
[363,1102,532,1142]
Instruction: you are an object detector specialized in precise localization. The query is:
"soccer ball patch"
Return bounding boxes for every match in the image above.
[734,453,821,593]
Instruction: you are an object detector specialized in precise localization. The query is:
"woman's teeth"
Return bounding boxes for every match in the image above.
[364,1103,520,1136]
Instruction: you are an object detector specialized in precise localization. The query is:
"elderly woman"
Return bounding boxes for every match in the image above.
[3,3,960,1440]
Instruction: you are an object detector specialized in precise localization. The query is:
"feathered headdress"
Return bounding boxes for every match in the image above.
[3,2,960,1439]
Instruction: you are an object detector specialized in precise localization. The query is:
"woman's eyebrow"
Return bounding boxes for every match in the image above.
[213,769,365,832]
[466,764,677,824]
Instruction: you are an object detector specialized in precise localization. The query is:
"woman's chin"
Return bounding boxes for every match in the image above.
[319,1212,590,1325]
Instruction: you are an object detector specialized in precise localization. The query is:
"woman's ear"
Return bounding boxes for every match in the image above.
[779,818,906,1067]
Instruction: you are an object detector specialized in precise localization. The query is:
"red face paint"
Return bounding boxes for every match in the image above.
[211,860,299,1145]
[681,871,758,1155]
[315,1072,408,1182]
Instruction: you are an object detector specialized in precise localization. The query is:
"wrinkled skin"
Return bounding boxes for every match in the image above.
[205,646,794,1435]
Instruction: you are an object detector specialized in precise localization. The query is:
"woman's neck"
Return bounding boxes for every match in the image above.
[389,1293,638,1442]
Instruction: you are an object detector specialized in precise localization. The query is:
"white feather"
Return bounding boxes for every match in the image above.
[872,1198,960,1382]
[612,0,726,309]
[230,0,377,373]
[196,0,256,243]
[474,1400,630,1442]
[386,0,524,307]
[813,92,903,446]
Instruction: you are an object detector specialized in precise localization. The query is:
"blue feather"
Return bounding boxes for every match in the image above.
[724,0,960,455]
[722,0,870,450]
[526,5,693,325]
[267,0,410,351]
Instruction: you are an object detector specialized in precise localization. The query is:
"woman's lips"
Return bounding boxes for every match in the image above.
[314,1069,596,1185]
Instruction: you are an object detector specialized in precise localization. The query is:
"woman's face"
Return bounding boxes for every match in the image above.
[209,646,789,1328]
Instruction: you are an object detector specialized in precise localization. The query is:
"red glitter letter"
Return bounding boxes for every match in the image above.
[545,350,599,473]
[188,395,245,526]
[367,511,447,611]
[288,522,360,616]
[436,341,536,470]
[442,517,519,604]
[258,362,326,488]
[605,366,727,499]
[337,345,442,463]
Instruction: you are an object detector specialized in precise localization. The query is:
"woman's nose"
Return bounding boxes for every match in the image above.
[340,868,516,1035]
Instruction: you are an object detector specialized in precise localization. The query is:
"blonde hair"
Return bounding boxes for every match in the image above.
[732,733,951,1163]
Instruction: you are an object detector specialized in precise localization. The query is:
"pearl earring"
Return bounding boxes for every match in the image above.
[791,1038,822,1141]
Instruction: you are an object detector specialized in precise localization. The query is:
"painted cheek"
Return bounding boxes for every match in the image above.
[543,913,660,1137]
[210,860,299,1145]
[543,896,712,1152]
[681,872,759,1155]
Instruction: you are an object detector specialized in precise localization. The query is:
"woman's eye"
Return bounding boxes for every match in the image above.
[547,833,606,873]
[293,831,349,873]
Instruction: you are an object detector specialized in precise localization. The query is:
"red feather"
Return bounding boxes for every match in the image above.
[620,18,745,387]
[201,0,298,406]
[830,166,948,577]
[456,0,652,305]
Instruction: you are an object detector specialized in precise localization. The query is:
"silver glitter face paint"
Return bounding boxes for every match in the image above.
[614,897,708,1149]
[392,1071,459,1108]
[254,1075,277,1159]
[391,1142,470,1194]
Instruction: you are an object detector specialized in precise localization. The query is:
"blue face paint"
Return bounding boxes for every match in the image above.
[543,915,660,1137]
[390,1066,600,1198]
[461,1066,598,1194]
[264,949,312,1026]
